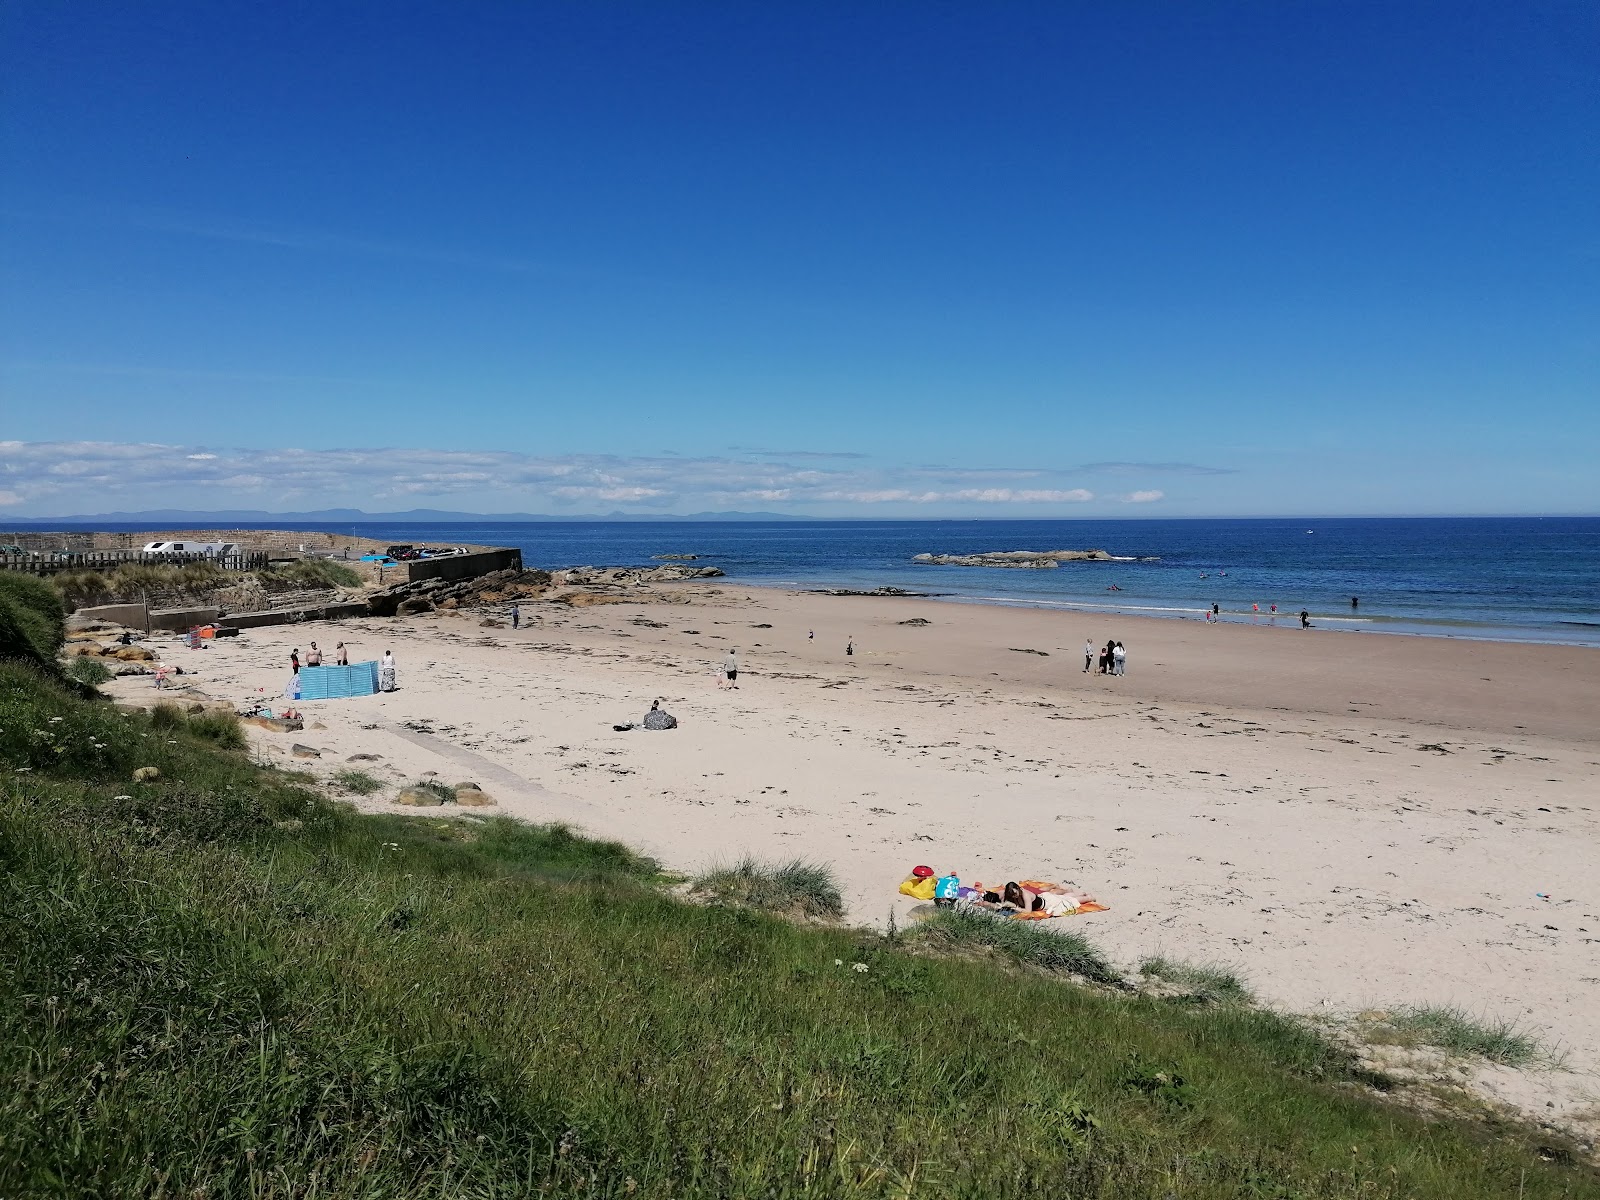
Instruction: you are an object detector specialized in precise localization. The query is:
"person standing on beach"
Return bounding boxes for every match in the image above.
[335,642,349,666]
[723,648,739,688]
[1299,609,1311,629]
[1213,603,1220,618]
[306,642,322,666]
[511,603,520,629]
[1083,639,1094,672]
[846,638,854,656]
[379,650,397,691]
[1113,642,1126,675]
[290,649,300,675]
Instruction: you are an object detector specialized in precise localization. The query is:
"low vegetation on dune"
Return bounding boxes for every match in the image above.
[693,855,846,919]
[0,572,1590,1197]
[46,555,363,612]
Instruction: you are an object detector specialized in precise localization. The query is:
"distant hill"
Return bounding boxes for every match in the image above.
[5,508,804,525]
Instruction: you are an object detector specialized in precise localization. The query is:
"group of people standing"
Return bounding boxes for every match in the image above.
[289,641,351,672]
[1084,638,1127,675]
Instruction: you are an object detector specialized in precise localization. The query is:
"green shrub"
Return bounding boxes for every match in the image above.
[65,656,114,686]
[693,855,844,918]
[912,905,1121,985]
[0,572,67,668]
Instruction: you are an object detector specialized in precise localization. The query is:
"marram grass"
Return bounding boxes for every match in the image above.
[0,661,1592,1198]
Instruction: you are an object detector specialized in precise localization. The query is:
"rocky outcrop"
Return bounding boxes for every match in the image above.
[912,550,1124,568]
[650,553,700,561]
[550,564,723,586]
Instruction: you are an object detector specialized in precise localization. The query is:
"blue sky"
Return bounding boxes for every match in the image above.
[2,1,1595,517]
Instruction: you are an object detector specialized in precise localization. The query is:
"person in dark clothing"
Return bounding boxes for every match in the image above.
[1299,609,1311,629]
[511,604,521,629]
[290,649,300,674]
[1351,596,1359,610]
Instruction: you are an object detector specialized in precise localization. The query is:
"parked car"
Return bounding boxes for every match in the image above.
[384,544,424,561]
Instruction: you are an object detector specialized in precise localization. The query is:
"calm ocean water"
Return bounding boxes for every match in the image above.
[81,517,1600,646]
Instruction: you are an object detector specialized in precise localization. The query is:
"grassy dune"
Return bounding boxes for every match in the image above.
[0,660,1593,1197]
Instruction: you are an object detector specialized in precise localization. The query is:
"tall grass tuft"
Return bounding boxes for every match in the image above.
[913,905,1122,985]
[259,558,362,590]
[65,655,114,686]
[186,709,246,751]
[693,855,844,919]
[1386,1006,1544,1067]
[1139,955,1253,1004]
[332,767,385,795]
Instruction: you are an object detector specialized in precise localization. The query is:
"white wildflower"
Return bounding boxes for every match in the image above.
[833,959,843,967]
[851,962,869,973]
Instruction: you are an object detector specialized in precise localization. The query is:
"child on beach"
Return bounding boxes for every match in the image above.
[934,871,961,909]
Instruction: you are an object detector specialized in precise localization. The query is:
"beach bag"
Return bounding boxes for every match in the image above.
[898,875,937,901]
[935,875,961,900]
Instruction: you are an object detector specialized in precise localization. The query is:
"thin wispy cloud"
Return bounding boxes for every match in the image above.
[0,441,1162,514]
[1077,462,1237,476]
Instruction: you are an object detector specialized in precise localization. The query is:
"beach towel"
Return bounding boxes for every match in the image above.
[898,875,937,901]
[1008,880,1108,918]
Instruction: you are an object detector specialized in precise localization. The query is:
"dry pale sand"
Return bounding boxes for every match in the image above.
[119,583,1600,1132]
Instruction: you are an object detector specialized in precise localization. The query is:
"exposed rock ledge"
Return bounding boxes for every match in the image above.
[912,549,1130,568]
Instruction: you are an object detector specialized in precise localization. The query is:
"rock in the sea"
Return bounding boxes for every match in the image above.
[132,766,160,782]
[651,553,700,560]
[396,785,446,807]
[291,744,322,759]
[912,549,1118,568]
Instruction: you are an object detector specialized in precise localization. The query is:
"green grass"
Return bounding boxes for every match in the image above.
[332,767,386,795]
[912,904,1124,986]
[0,571,67,669]
[1382,1006,1545,1067]
[259,558,363,590]
[64,655,114,686]
[693,855,845,919]
[1139,956,1254,1005]
[0,660,1593,1197]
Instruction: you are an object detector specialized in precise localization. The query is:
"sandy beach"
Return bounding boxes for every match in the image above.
[113,582,1600,1130]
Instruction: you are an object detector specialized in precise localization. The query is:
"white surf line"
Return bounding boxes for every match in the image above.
[378,720,599,820]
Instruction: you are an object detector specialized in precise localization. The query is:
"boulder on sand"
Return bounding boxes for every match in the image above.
[113,645,156,661]
[454,782,496,807]
[291,744,322,759]
[396,785,446,807]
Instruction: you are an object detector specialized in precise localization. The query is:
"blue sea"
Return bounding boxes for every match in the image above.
[77,517,1600,646]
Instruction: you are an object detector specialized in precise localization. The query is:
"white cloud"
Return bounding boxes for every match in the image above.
[0,441,1125,514]
[1123,490,1165,503]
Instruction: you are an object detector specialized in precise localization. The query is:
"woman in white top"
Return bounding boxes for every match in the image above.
[379,650,397,692]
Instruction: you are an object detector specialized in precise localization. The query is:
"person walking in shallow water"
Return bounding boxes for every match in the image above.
[1299,609,1311,629]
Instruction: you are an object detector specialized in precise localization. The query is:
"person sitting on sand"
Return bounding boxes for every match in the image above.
[642,699,677,730]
